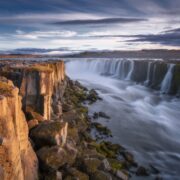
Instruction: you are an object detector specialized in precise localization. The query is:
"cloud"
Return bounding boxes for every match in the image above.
[13,30,77,40]
[51,17,146,26]
[126,27,180,46]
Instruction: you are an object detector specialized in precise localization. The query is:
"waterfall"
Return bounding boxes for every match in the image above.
[160,64,175,93]
[66,58,177,95]
[144,62,152,86]
[126,60,134,80]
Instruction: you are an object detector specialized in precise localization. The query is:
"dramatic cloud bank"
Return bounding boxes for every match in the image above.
[0,0,180,52]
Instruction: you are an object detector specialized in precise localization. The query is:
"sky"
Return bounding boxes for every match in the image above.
[0,0,180,54]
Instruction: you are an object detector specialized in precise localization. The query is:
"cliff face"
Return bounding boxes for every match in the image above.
[0,77,38,180]
[0,60,66,180]
[1,61,65,120]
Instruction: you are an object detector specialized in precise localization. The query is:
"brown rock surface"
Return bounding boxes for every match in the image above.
[0,78,38,180]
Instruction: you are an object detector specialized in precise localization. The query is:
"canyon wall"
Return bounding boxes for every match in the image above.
[0,60,66,180]
[0,77,38,180]
[0,61,65,120]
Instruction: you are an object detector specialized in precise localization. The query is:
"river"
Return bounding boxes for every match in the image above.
[65,58,180,180]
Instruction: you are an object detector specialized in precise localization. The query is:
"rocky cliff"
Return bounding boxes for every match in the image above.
[0,77,38,180]
[0,60,67,180]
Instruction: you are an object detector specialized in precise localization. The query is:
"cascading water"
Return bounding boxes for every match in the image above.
[66,58,177,95]
[161,64,175,93]
[126,60,135,80]
[144,62,152,86]
[66,58,180,180]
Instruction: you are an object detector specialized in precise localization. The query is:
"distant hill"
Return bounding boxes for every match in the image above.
[61,50,180,59]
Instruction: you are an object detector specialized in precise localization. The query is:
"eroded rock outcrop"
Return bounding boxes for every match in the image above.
[0,77,38,180]
[0,60,66,180]
[0,61,65,120]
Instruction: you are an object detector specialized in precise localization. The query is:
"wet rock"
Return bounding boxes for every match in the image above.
[100,159,111,171]
[108,159,124,171]
[149,164,160,174]
[121,151,134,163]
[30,121,68,149]
[87,89,101,103]
[116,170,128,180]
[93,112,110,119]
[97,141,122,158]
[136,166,149,176]
[93,112,99,119]
[27,119,39,130]
[91,170,112,180]
[91,122,112,137]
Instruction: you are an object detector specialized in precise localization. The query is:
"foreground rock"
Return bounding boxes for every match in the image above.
[30,121,68,149]
[0,77,38,180]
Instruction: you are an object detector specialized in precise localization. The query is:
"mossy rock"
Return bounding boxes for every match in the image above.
[65,168,89,180]
[108,158,124,171]
[90,141,122,159]
[92,122,112,136]
[81,158,101,174]
[30,121,67,149]
[91,170,112,180]
[68,127,79,142]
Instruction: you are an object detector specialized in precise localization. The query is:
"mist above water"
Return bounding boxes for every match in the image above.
[66,58,180,180]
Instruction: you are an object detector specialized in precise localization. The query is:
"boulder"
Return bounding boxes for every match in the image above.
[136,166,149,176]
[92,170,112,180]
[37,143,77,171]
[65,168,89,180]
[100,159,111,172]
[116,170,128,180]
[82,158,101,174]
[93,112,110,119]
[30,121,68,149]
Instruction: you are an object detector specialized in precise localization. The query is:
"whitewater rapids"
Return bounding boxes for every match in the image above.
[65,58,180,180]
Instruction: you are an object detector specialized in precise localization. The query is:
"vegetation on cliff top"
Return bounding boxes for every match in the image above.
[26,64,53,73]
[0,81,13,96]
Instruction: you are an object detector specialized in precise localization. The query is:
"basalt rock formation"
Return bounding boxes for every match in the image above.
[0,77,38,180]
[0,60,67,180]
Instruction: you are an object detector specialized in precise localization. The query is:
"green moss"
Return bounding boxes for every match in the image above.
[92,122,112,136]
[0,81,13,96]
[77,106,88,114]
[108,159,123,170]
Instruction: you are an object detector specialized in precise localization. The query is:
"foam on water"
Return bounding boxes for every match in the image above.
[66,58,180,180]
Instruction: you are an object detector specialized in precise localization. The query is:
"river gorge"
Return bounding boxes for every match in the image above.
[66,58,180,180]
[0,57,179,180]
